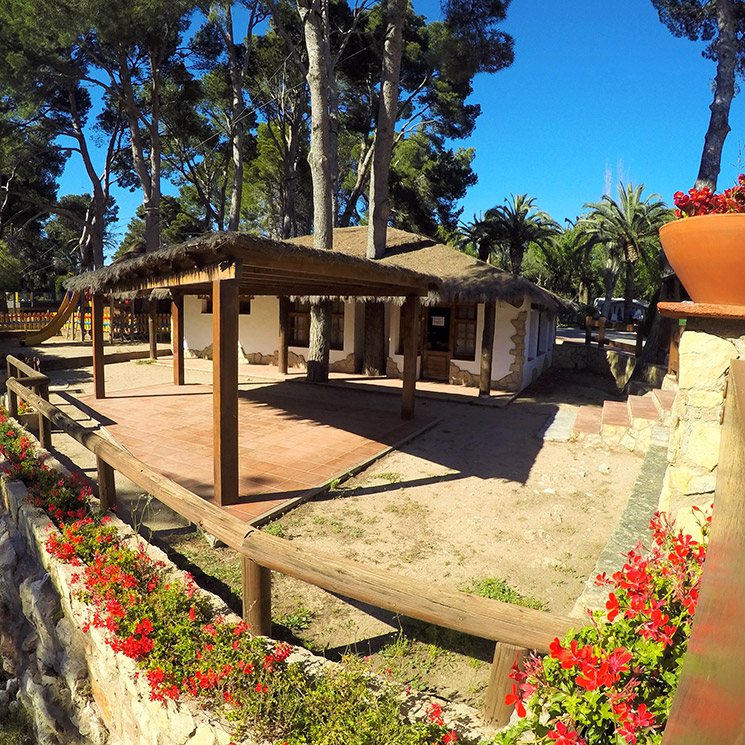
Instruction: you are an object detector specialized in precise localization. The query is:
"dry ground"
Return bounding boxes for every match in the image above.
[157,368,642,710]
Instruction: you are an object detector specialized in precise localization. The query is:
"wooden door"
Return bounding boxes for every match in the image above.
[421,306,451,381]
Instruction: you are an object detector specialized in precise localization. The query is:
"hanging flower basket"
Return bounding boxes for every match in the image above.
[660,213,745,305]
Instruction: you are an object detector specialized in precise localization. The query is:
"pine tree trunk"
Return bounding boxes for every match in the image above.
[298,0,334,381]
[696,0,737,191]
[306,300,331,382]
[367,0,405,259]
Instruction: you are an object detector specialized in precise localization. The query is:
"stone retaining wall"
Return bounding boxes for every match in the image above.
[0,477,238,745]
[0,470,486,745]
[552,340,666,389]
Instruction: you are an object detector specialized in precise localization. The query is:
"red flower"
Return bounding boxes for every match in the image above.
[547,721,580,744]
[504,683,526,718]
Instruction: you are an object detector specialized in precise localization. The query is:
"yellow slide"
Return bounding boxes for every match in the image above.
[24,291,81,345]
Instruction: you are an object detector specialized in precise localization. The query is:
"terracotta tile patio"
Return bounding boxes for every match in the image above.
[81,381,436,523]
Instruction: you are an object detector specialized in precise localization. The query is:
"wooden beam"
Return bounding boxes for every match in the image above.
[148,300,158,359]
[242,529,577,650]
[401,296,419,419]
[92,293,105,399]
[172,294,185,386]
[97,456,116,511]
[212,277,240,506]
[277,296,289,375]
[104,263,238,295]
[484,643,529,726]
[242,557,272,635]
[479,300,496,396]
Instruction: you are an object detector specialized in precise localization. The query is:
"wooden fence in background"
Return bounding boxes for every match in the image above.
[0,310,56,331]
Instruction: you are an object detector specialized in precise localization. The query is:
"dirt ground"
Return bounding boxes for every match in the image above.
[1,345,644,713]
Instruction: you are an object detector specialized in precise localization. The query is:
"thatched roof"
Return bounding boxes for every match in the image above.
[65,231,441,301]
[290,227,570,312]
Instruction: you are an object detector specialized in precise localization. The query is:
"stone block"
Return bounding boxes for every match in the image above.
[678,331,736,389]
[686,390,725,411]
[685,421,721,471]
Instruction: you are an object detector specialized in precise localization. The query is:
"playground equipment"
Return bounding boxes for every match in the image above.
[23,291,80,346]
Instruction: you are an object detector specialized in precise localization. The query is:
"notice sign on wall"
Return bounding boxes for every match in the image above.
[431,316,445,327]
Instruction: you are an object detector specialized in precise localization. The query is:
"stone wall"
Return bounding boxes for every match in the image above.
[658,318,745,533]
[552,340,666,389]
[0,478,238,745]
[0,470,486,745]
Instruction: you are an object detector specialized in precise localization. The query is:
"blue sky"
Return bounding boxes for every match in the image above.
[57,0,745,243]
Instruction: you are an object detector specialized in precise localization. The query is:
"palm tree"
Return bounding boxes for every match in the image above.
[456,213,499,263]
[582,183,673,323]
[486,194,561,274]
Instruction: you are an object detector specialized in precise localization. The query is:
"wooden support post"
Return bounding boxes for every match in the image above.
[484,642,529,727]
[172,294,185,386]
[277,296,289,375]
[585,315,592,345]
[212,277,240,506]
[37,380,51,450]
[91,294,105,399]
[6,358,17,417]
[479,300,497,397]
[97,456,116,511]
[401,295,419,420]
[241,557,272,636]
[148,300,158,359]
[597,316,606,347]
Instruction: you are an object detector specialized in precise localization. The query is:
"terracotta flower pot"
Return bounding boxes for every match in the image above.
[659,213,745,305]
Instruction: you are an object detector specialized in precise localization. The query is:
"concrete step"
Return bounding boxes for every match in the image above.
[651,389,676,425]
[628,394,662,422]
[602,400,631,428]
[572,406,602,438]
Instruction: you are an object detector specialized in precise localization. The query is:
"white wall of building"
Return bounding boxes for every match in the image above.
[183,295,357,365]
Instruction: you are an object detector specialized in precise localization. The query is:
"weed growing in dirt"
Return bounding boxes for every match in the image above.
[277,604,315,631]
[135,359,156,365]
[374,472,402,483]
[262,521,286,538]
[462,578,545,610]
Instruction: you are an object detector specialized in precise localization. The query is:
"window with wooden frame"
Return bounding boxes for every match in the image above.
[289,300,345,350]
[452,303,478,361]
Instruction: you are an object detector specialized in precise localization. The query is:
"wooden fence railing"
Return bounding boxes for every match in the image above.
[0,310,56,331]
[3,357,582,727]
[63,310,171,340]
[585,316,644,357]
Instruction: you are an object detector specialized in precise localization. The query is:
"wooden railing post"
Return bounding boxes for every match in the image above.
[96,456,116,512]
[484,642,529,727]
[635,323,643,357]
[37,380,51,450]
[584,316,592,345]
[6,358,18,417]
[597,316,606,347]
[241,557,272,636]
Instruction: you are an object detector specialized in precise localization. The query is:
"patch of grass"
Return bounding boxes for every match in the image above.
[383,497,429,518]
[0,704,34,745]
[277,604,315,631]
[135,358,157,365]
[374,472,402,483]
[311,515,364,539]
[262,521,286,538]
[462,577,546,611]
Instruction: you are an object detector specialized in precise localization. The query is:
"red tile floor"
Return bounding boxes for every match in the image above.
[81,381,436,523]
